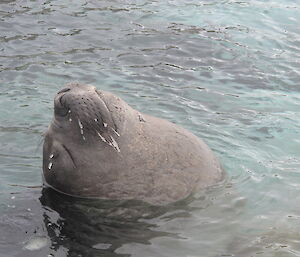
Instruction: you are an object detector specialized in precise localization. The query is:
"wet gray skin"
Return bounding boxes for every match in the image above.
[43,83,225,205]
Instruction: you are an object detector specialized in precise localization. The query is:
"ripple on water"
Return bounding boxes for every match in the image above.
[0,0,300,256]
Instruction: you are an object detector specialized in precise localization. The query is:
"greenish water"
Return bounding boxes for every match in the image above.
[0,0,300,256]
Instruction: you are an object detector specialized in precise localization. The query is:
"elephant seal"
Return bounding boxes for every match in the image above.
[43,83,224,205]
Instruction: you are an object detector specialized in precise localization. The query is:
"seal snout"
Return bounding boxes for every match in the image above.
[54,84,98,118]
[53,83,118,144]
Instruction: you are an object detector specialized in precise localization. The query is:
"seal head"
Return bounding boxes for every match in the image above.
[43,83,123,197]
[43,83,224,205]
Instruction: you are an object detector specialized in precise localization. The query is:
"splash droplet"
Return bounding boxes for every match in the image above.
[103,122,108,128]
[48,162,53,170]
[49,154,54,159]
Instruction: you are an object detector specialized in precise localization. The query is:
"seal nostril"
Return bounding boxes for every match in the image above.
[59,94,64,106]
[54,92,69,117]
[57,88,71,95]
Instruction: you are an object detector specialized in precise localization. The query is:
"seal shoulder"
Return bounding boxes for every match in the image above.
[114,112,224,204]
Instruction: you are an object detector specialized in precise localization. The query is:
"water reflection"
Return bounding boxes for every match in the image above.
[40,188,182,257]
[1,0,300,255]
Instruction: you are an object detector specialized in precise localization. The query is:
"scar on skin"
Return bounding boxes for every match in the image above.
[138,113,146,122]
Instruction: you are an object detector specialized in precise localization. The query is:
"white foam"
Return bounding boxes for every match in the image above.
[92,243,111,250]
[24,236,48,251]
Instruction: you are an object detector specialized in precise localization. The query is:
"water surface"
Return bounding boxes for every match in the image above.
[0,0,300,256]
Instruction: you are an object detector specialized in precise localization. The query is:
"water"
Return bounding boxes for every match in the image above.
[0,0,299,256]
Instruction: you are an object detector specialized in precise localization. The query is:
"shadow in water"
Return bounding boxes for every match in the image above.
[40,188,183,257]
